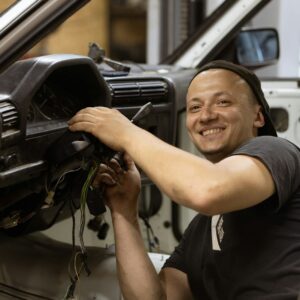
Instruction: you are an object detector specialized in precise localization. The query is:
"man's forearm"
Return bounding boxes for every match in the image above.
[123,127,216,211]
[112,212,166,300]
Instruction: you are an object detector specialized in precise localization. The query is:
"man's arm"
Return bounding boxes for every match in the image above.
[93,154,167,300]
[111,210,193,300]
[69,107,275,215]
[112,212,166,300]
[159,268,194,300]
[121,129,275,215]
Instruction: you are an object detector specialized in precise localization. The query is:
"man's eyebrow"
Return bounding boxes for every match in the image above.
[187,97,201,102]
[214,91,232,97]
[187,91,232,102]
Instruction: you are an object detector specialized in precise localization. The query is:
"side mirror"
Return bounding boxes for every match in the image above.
[236,28,280,67]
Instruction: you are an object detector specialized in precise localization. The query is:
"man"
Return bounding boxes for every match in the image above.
[68,60,300,299]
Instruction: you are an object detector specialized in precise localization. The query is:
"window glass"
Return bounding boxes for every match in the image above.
[270,108,289,132]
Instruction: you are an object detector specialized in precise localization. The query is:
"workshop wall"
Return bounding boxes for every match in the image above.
[110,2,146,62]
[0,1,146,62]
[43,1,109,56]
[0,0,14,10]
[0,0,110,57]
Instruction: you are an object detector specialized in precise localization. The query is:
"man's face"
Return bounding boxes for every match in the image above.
[186,69,264,162]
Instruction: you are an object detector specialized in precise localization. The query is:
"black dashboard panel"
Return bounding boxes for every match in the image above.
[107,76,175,147]
[0,54,109,232]
[0,54,196,234]
[0,55,108,185]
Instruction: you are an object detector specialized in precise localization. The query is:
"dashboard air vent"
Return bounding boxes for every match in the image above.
[108,80,169,105]
[0,101,19,131]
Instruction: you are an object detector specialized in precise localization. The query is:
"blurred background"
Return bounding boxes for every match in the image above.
[1,0,300,77]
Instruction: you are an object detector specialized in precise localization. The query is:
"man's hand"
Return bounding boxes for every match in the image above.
[68,107,138,152]
[92,153,141,219]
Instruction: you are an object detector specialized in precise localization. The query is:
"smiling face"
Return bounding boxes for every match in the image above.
[186,68,265,162]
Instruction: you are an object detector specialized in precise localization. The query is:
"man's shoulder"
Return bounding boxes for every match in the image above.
[229,137,300,178]
[234,136,299,154]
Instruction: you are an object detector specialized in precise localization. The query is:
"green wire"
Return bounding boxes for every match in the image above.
[64,164,99,299]
[79,163,98,255]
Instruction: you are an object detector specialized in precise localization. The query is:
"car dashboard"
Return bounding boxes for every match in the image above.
[0,54,196,235]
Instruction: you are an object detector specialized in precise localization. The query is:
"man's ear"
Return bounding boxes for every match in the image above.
[253,106,265,129]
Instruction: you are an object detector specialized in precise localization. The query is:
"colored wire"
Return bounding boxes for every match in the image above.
[79,164,98,255]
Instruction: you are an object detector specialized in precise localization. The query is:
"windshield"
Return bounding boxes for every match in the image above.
[0,0,227,64]
[0,0,90,73]
[0,0,276,71]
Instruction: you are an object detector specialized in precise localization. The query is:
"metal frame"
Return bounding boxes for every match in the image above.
[163,0,271,68]
[0,0,90,73]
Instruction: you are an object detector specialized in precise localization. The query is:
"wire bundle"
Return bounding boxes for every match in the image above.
[64,163,98,300]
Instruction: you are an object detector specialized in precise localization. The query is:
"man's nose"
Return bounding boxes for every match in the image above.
[199,105,218,123]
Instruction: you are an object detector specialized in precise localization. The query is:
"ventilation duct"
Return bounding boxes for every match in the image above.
[0,101,18,132]
[108,80,169,105]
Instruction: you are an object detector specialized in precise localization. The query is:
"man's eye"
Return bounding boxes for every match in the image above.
[218,100,230,106]
[189,105,201,112]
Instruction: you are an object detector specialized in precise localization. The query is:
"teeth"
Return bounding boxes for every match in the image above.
[202,128,223,136]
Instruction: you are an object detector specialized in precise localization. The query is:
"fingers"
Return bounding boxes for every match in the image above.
[92,163,119,188]
[123,152,138,172]
[92,157,127,187]
[92,173,116,188]
[68,108,102,131]
[102,162,122,178]
[68,107,114,125]
[109,157,124,174]
[68,121,96,134]
[110,152,137,174]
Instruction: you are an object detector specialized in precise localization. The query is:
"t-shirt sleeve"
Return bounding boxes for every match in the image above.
[162,215,200,273]
[231,136,300,211]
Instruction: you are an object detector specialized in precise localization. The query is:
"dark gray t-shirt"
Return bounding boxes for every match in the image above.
[163,136,300,300]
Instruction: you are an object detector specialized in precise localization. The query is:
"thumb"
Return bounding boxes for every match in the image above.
[123,152,137,171]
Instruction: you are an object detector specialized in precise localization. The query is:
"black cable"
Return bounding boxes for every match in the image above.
[140,216,160,251]
[64,280,76,300]
[69,198,76,255]
[64,165,97,299]
[64,167,95,299]
[145,218,152,251]
[69,198,76,276]
[65,198,77,299]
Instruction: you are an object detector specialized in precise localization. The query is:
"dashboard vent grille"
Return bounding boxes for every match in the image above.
[108,80,169,105]
[139,81,168,97]
[0,101,19,131]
